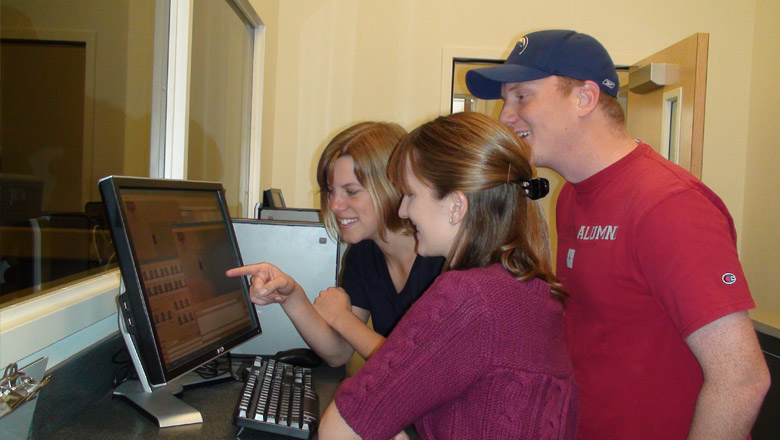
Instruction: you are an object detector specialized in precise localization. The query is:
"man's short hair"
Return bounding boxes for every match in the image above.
[556,76,625,127]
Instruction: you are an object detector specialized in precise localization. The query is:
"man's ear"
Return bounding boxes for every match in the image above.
[576,81,600,116]
[450,191,468,225]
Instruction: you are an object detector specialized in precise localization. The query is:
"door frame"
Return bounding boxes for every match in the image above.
[626,33,708,179]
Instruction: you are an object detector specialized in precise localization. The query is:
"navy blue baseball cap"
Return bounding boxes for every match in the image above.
[466,30,619,99]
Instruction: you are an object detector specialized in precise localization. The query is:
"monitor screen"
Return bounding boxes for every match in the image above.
[100,176,261,387]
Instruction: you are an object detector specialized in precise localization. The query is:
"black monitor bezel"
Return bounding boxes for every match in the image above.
[99,176,261,387]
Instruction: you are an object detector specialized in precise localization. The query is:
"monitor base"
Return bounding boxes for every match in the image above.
[113,370,232,428]
[113,378,202,428]
[114,372,232,428]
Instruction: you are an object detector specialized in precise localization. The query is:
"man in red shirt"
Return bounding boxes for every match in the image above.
[467,29,769,439]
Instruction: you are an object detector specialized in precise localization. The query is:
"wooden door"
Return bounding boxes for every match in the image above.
[625,33,709,178]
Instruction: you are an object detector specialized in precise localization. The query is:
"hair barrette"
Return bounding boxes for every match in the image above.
[520,177,550,200]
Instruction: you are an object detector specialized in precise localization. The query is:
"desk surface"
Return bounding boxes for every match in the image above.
[47,373,340,440]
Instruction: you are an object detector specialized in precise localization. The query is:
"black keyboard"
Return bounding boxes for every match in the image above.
[234,356,319,439]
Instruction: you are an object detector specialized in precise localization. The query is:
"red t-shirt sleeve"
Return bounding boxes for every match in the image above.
[633,190,754,339]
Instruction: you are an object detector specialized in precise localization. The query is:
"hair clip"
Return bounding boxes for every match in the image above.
[520,178,550,200]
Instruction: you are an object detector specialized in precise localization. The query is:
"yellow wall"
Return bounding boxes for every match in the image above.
[250,0,777,314]
[252,0,281,207]
[251,0,754,212]
[743,0,780,313]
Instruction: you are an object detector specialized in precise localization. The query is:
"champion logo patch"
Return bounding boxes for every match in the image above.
[721,273,737,285]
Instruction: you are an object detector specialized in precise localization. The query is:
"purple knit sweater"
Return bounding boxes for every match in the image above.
[334,264,577,440]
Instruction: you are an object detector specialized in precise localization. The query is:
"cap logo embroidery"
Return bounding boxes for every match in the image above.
[516,37,529,56]
[602,79,616,90]
[721,273,737,285]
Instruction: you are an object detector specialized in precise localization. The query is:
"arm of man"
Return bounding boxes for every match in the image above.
[630,191,770,438]
[685,310,770,440]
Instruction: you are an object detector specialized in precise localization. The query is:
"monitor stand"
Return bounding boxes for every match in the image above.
[113,293,230,427]
[113,370,232,427]
[113,378,202,428]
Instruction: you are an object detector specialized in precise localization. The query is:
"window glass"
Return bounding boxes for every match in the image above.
[188,0,254,218]
[0,0,156,306]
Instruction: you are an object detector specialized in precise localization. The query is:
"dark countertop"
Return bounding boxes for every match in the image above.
[47,372,340,440]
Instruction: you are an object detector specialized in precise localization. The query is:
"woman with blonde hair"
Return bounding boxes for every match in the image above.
[228,122,443,367]
[319,112,577,439]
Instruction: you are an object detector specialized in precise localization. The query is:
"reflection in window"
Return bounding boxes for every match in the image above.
[188,0,255,218]
[0,0,156,306]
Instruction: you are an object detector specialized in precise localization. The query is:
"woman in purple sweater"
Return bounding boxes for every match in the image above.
[318,111,577,440]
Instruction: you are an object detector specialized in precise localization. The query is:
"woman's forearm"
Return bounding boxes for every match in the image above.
[330,311,386,360]
[280,290,357,366]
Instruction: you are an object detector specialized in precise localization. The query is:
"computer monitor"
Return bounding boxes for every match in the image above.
[99,176,261,427]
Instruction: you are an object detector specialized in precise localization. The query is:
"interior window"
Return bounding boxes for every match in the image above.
[0,0,263,308]
[188,0,256,217]
[0,0,156,306]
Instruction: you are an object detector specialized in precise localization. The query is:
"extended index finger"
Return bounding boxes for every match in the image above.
[225,263,265,278]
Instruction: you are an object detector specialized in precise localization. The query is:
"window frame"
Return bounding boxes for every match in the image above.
[0,0,265,369]
[151,0,263,217]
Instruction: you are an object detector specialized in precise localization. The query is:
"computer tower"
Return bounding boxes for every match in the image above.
[230,219,342,355]
[257,207,321,222]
